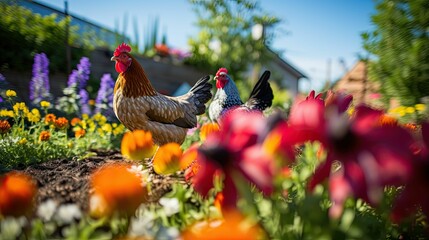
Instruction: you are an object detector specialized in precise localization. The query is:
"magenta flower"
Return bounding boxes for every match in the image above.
[391,122,429,224]
[192,110,274,208]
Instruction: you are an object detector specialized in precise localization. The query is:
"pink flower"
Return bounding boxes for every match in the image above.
[192,110,274,208]
[391,122,429,224]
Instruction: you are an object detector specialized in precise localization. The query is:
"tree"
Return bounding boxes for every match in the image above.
[362,0,429,107]
[186,0,281,81]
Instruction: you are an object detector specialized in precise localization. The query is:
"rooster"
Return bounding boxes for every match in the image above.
[208,68,273,122]
[111,43,212,145]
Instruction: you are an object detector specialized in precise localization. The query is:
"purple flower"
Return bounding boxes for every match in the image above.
[79,89,91,115]
[67,57,91,90]
[95,73,115,117]
[30,53,51,103]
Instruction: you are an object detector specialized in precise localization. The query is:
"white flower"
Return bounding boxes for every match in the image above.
[0,217,26,239]
[54,203,82,225]
[37,199,58,221]
[159,197,180,216]
[128,212,156,237]
[156,227,180,240]
[128,164,149,186]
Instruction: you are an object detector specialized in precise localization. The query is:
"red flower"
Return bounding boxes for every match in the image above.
[192,110,274,208]
[282,91,414,218]
[391,122,429,223]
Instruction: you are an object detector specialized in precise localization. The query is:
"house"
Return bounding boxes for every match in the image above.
[249,48,307,98]
[334,61,381,107]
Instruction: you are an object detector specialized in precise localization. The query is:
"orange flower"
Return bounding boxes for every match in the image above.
[121,130,157,161]
[71,117,81,126]
[90,163,148,218]
[214,192,224,214]
[44,113,56,125]
[378,114,398,126]
[155,43,170,56]
[39,130,50,141]
[181,143,199,170]
[403,123,418,132]
[74,129,86,138]
[0,172,37,217]
[199,123,220,141]
[153,143,183,175]
[0,120,11,135]
[54,117,69,129]
[182,209,264,240]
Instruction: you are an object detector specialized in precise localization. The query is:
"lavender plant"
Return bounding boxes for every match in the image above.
[79,89,91,115]
[29,53,51,104]
[57,57,91,116]
[95,73,115,119]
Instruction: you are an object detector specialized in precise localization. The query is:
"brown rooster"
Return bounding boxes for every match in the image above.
[111,43,212,145]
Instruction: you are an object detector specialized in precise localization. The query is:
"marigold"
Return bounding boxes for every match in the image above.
[44,113,56,125]
[378,114,398,127]
[39,130,50,141]
[182,209,264,240]
[75,129,86,138]
[0,172,37,217]
[5,89,16,97]
[121,130,157,161]
[40,101,50,108]
[54,117,69,129]
[153,143,183,175]
[415,103,426,112]
[0,120,11,134]
[89,163,148,218]
[70,117,81,126]
[0,109,14,118]
[199,123,220,141]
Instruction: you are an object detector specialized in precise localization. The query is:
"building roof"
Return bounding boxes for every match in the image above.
[267,47,308,79]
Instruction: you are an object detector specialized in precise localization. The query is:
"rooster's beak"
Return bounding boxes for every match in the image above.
[111,56,118,61]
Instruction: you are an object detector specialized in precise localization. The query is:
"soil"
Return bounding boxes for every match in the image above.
[20,150,184,211]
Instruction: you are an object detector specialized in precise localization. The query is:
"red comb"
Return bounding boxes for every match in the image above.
[216,68,228,76]
[114,43,132,57]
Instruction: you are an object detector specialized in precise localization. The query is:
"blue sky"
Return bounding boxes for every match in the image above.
[38,0,376,92]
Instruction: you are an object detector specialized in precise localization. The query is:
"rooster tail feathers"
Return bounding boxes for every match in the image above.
[188,75,213,115]
[245,70,273,111]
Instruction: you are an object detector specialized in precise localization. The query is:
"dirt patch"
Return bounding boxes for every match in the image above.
[20,150,184,211]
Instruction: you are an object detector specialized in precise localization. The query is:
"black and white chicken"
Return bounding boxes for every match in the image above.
[208,68,273,122]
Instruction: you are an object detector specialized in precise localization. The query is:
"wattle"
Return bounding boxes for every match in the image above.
[216,79,227,89]
[115,61,128,73]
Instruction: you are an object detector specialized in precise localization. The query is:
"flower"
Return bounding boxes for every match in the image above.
[6,89,16,97]
[44,113,56,125]
[27,108,41,123]
[67,57,91,89]
[391,122,429,223]
[39,130,50,141]
[415,103,426,112]
[181,209,264,240]
[30,53,51,103]
[0,172,37,217]
[54,117,69,129]
[0,109,14,118]
[155,44,170,57]
[0,120,11,135]
[90,163,148,217]
[199,122,220,141]
[79,89,91,115]
[95,73,115,117]
[159,197,180,216]
[153,143,183,175]
[192,110,274,208]
[289,91,415,218]
[40,101,50,108]
[74,129,86,138]
[37,199,58,221]
[54,204,82,225]
[70,117,81,126]
[121,130,157,161]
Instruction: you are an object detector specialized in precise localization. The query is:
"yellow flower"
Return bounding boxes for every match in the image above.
[18,138,27,144]
[415,103,426,112]
[40,101,51,108]
[0,109,14,118]
[101,123,112,133]
[153,143,183,175]
[199,123,220,141]
[5,90,16,97]
[39,131,50,142]
[113,124,125,136]
[82,114,89,120]
[121,130,157,161]
[27,108,41,123]
[405,107,415,114]
[89,163,148,218]
[13,102,28,115]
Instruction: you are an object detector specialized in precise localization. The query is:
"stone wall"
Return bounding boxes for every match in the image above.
[1,48,208,102]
